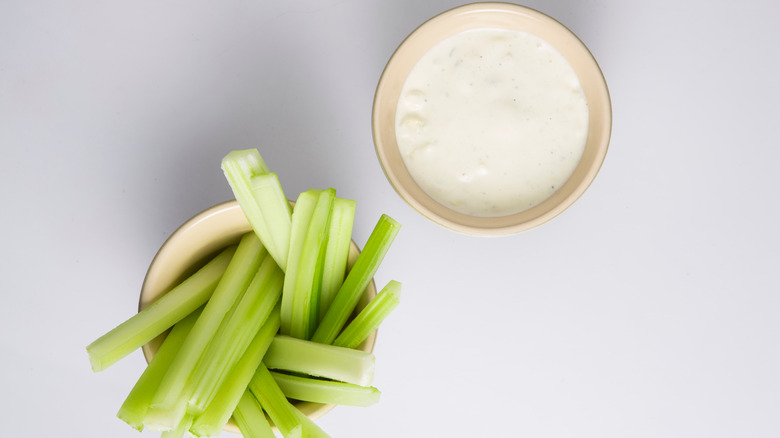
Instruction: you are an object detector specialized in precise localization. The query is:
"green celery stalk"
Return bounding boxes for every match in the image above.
[145,233,266,431]
[188,307,281,438]
[290,188,335,340]
[311,214,401,345]
[280,190,319,336]
[224,147,270,173]
[117,308,202,431]
[233,391,276,438]
[319,198,356,322]
[290,405,330,438]
[249,172,293,269]
[248,364,300,438]
[222,149,292,271]
[248,364,328,438]
[270,371,380,407]
[86,246,235,372]
[161,415,192,438]
[333,280,401,349]
[264,335,374,386]
[187,253,284,415]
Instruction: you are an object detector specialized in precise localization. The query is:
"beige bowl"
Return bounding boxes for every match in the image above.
[372,2,612,235]
[138,200,377,433]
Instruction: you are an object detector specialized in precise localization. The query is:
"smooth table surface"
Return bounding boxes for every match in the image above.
[2,1,779,437]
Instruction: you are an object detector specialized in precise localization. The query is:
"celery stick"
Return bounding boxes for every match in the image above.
[287,425,304,438]
[319,198,356,322]
[188,307,281,437]
[248,364,300,438]
[145,233,266,431]
[290,188,335,340]
[222,149,292,271]
[161,415,192,438]
[225,147,270,174]
[333,280,401,349]
[264,335,375,386]
[143,395,188,432]
[290,407,330,438]
[86,246,235,372]
[280,190,319,336]
[311,214,401,345]
[233,391,276,438]
[249,364,329,438]
[249,172,293,269]
[270,371,380,407]
[117,308,202,431]
[187,253,283,415]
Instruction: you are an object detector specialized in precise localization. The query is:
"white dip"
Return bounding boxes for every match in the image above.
[395,28,589,217]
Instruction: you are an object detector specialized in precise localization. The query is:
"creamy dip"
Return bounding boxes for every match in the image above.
[395,28,589,217]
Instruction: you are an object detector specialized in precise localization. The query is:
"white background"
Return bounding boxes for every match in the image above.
[2,1,779,437]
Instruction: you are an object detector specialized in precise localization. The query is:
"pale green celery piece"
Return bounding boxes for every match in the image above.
[270,371,381,407]
[145,233,266,431]
[143,393,189,432]
[287,425,304,438]
[333,280,401,349]
[161,414,192,438]
[290,188,335,340]
[188,307,281,438]
[311,214,401,345]
[291,407,331,438]
[249,172,293,270]
[249,364,329,438]
[264,335,375,386]
[224,148,271,174]
[247,364,299,438]
[319,198,356,322]
[233,391,276,438]
[187,253,284,415]
[280,190,320,336]
[222,149,292,271]
[86,247,236,372]
[117,308,202,431]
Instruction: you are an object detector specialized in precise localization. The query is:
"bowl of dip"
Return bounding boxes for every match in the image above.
[373,2,611,235]
[138,200,378,433]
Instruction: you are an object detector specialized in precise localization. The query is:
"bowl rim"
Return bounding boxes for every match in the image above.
[372,2,612,236]
[138,199,378,432]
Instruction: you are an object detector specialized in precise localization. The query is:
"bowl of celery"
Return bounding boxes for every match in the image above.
[86,149,402,438]
[142,199,384,431]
